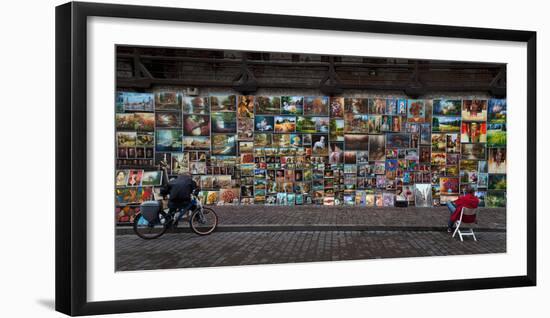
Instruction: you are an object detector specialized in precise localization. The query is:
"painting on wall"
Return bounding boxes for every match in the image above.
[488,148,506,174]
[433,99,461,116]
[407,99,425,123]
[154,92,181,111]
[116,92,154,112]
[414,183,432,207]
[255,96,281,114]
[183,96,210,114]
[462,99,488,121]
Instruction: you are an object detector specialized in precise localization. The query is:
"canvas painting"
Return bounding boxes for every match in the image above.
[183,96,210,114]
[368,135,386,161]
[255,96,281,114]
[274,116,297,133]
[461,143,487,160]
[407,99,425,122]
[488,99,506,124]
[155,112,181,128]
[462,99,488,121]
[155,129,182,152]
[488,148,507,174]
[487,123,506,147]
[116,92,154,112]
[346,98,368,114]
[414,183,432,207]
[432,116,460,132]
[154,92,181,111]
[461,122,487,143]
[280,96,304,115]
[211,112,237,133]
[329,97,345,117]
[237,95,255,118]
[344,134,369,151]
[210,95,236,112]
[134,113,155,131]
[433,99,461,116]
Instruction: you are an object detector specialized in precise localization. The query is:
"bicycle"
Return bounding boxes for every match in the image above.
[133,194,218,239]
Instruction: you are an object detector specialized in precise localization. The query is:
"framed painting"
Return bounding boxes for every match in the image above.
[56,1,536,316]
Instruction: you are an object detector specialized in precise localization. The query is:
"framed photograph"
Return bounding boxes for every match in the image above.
[56,2,536,316]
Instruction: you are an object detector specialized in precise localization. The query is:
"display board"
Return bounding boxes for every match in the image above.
[114,92,506,222]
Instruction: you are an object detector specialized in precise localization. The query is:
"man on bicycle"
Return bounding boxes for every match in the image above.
[160,168,200,227]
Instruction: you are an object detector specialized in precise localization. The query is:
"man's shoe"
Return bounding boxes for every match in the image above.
[181,210,192,220]
[447,227,453,233]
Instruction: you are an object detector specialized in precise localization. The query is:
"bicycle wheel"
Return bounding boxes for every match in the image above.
[189,207,218,235]
[133,212,168,239]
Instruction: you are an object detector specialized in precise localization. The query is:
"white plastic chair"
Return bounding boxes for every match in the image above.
[452,207,478,242]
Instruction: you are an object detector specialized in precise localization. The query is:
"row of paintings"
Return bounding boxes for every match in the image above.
[114,165,505,208]
[115,184,504,220]
[437,175,507,195]
[117,118,506,151]
[117,131,506,164]
[116,170,163,187]
[116,91,506,123]
[432,99,505,123]
[115,112,494,136]
[116,148,505,191]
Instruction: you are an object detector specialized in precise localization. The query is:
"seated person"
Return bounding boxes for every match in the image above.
[160,170,200,226]
[446,186,479,232]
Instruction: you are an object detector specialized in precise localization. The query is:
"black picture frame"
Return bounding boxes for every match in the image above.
[56,1,537,316]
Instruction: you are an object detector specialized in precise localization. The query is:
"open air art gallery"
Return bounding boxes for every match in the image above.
[114,90,506,223]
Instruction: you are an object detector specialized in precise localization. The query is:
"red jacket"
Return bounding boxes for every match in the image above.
[450,194,479,223]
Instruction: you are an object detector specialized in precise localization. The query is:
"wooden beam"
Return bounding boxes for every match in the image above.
[117,53,503,69]
[116,77,496,93]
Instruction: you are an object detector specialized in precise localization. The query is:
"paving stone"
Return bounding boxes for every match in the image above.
[115,230,506,271]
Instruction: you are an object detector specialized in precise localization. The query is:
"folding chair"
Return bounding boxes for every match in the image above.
[452,207,478,241]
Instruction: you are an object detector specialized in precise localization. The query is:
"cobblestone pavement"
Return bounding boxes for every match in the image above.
[116,230,506,271]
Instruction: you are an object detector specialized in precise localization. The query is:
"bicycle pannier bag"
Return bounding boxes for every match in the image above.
[140,201,161,223]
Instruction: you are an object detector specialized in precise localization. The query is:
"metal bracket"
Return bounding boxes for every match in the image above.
[489,65,506,98]
[132,49,153,79]
[404,61,425,98]
[319,56,343,95]
[232,54,258,94]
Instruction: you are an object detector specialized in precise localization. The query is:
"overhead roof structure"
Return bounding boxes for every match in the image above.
[116,46,506,97]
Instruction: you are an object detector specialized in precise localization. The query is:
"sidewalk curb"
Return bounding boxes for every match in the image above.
[117,224,506,235]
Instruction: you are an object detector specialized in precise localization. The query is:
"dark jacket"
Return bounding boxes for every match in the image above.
[161,175,199,209]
